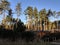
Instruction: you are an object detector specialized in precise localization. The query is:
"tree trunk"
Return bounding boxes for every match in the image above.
[57,21,58,31]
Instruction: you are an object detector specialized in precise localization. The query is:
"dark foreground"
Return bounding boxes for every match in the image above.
[0,39,54,45]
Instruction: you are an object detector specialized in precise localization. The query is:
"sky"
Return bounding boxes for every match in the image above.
[1,0,60,24]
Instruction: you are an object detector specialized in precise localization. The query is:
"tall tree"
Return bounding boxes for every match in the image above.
[50,11,59,32]
[1,0,10,18]
[39,8,47,31]
[16,3,21,19]
[33,7,38,31]
[15,3,21,28]
[55,11,60,31]
[47,9,53,31]
[24,6,33,30]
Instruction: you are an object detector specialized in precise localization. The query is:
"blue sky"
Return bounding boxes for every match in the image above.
[1,0,60,24]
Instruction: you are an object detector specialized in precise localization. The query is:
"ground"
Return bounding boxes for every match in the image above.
[0,39,54,45]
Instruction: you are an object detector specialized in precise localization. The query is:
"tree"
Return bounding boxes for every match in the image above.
[0,0,10,19]
[39,8,47,31]
[47,9,53,17]
[47,9,53,31]
[48,10,60,32]
[15,19,26,32]
[33,7,38,31]
[56,12,60,31]
[6,15,12,22]
[15,3,21,19]
[15,3,21,28]
[24,6,33,30]
[8,9,12,17]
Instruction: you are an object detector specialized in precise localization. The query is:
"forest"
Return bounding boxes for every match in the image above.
[0,0,60,45]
